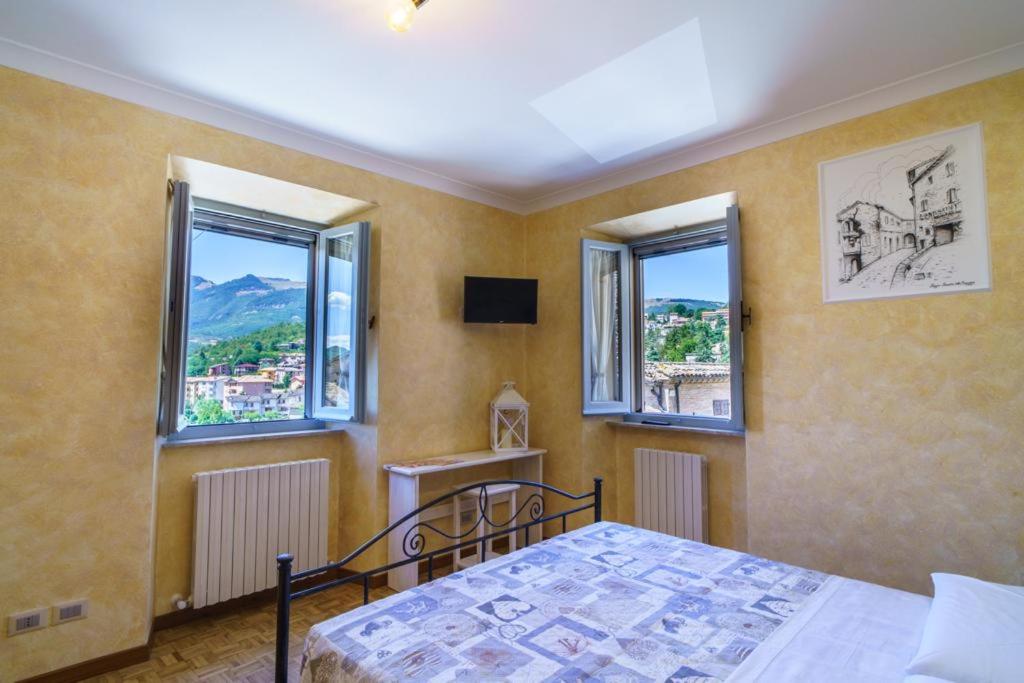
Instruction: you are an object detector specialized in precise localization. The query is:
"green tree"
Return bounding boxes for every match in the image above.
[668,303,690,317]
[234,350,262,367]
[695,340,716,362]
[662,324,698,361]
[186,351,209,377]
[186,321,305,377]
[644,332,662,361]
[190,399,235,425]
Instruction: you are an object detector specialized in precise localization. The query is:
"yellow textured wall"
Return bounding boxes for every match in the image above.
[524,69,1024,593]
[0,66,524,681]
[375,190,527,464]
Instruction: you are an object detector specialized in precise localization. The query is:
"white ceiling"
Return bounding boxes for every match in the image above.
[2,0,1023,214]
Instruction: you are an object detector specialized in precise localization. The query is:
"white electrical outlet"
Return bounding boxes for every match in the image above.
[52,599,89,625]
[7,608,48,636]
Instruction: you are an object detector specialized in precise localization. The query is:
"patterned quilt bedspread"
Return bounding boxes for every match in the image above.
[300,522,830,682]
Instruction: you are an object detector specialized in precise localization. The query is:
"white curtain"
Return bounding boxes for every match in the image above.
[590,249,620,402]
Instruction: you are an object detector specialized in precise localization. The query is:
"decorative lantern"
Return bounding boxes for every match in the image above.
[490,381,529,453]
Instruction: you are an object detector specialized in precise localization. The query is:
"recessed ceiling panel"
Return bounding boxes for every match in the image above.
[530,19,716,164]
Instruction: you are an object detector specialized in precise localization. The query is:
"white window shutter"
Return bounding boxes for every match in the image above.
[723,204,745,432]
[313,222,369,422]
[581,239,632,415]
[159,181,193,435]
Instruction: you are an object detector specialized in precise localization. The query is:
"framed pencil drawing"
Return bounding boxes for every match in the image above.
[819,124,991,303]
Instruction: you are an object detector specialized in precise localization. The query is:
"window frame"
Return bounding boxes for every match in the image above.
[581,204,745,434]
[159,182,367,442]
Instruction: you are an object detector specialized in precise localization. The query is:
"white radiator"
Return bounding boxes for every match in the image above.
[634,448,708,542]
[191,459,329,608]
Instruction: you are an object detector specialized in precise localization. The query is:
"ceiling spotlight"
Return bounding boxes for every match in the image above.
[387,0,428,32]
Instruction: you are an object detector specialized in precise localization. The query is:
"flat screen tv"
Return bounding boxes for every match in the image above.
[464,276,538,324]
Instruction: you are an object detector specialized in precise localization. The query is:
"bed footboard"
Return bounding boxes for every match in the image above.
[274,476,602,682]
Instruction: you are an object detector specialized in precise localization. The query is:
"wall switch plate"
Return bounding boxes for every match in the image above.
[52,599,89,625]
[7,608,48,636]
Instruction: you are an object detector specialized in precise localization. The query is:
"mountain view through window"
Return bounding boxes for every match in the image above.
[183,228,309,426]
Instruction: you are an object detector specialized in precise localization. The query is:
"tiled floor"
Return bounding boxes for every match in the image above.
[86,581,395,682]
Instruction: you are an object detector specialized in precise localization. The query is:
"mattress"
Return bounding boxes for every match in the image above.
[729,572,931,681]
[298,522,928,682]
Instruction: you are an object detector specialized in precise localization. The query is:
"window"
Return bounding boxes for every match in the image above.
[947,188,958,204]
[159,182,369,440]
[921,199,929,212]
[946,161,955,177]
[582,205,744,433]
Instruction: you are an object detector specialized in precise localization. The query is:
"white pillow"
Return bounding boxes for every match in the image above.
[905,572,1024,683]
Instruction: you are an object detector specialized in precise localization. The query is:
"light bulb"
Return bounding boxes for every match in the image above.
[387,0,417,32]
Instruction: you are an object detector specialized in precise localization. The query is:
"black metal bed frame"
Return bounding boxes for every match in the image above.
[273,477,603,682]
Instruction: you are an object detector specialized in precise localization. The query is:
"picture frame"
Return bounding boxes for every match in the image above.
[818,123,991,303]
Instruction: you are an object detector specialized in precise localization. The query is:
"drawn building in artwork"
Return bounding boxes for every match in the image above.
[836,202,914,279]
[836,144,961,281]
[907,145,961,249]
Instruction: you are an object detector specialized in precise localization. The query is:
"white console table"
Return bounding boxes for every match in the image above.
[383,448,545,591]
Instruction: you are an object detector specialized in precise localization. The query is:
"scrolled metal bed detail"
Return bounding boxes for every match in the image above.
[273,477,603,682]
[401,487,544,558]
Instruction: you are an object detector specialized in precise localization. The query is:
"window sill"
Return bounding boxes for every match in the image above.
[161,426,344,449]
[607,418,745,437]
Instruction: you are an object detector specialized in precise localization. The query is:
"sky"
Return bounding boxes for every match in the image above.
[190,227,727,306]
[642,244,728,302]
[190,229,308,283]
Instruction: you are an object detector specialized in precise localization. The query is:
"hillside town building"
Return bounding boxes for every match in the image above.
[185,354,307,423]
[643,362,731,417]
[184,376,229,404]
